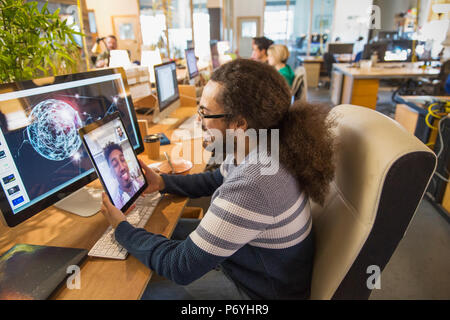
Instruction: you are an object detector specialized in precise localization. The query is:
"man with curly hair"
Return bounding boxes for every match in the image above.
[100,59,336,300]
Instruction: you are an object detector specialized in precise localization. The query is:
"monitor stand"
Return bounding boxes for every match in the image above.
[54,187,102,217]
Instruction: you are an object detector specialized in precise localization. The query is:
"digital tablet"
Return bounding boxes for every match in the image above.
[78,112,148,213]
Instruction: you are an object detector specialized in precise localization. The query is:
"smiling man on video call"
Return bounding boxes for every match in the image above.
[104,142,141,208]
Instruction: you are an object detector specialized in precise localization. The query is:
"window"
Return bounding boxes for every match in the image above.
[264,0,294,43]
[193,0,211,62]
[139,1,168,57]
[167,0,193,59]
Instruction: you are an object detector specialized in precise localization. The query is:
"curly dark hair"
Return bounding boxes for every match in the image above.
[211,59,336,205]
[103,142,123,165]
[252,37,274,52]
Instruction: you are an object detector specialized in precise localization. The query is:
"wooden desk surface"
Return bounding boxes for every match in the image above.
[301,56,324,63]
[333,63,440,79]
[0,106,205,300]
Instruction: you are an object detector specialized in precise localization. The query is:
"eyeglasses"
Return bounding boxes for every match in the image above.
[197,106,232,120]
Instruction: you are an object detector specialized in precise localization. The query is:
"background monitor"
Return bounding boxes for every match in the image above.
[383,40,426,62]
[0,68,144,227]
[141,49,163,83]
[185,48,199,80]
[210,40,220,70]
[152,61,181,124]
[362,42,388,61]
[328,43,354,55]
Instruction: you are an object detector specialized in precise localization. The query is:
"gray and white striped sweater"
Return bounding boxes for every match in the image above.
[115,151,314,299]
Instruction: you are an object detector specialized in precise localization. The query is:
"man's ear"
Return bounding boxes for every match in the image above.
[229,116,248,131]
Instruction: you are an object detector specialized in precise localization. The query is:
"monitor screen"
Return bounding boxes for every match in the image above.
[210,41,220,70]
[185,48,199,79]
[328,43,354,55]
[382,40,422,62]
[0,68,144,227]
[81,114,146,211]
[362,43,388,61]
[154,61,180,113]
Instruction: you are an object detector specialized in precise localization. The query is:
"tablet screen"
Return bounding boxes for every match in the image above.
[80,114,147,211]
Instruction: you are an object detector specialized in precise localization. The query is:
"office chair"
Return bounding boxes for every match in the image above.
[319,52,336,89]
[309,105,437,300]
[292,66,308,102]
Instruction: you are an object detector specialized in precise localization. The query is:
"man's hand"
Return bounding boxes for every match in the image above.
[100,192,133,229]
[139,159,165,194]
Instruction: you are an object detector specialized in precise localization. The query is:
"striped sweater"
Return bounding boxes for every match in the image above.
[115,151,314,299]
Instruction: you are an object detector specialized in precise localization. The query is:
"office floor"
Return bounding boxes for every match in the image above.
[308,84,450,299]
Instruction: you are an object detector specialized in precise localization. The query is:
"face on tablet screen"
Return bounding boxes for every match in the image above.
[83,118,145,210]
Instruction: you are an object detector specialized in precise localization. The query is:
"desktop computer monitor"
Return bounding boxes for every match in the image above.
[362,42,388,61]
[210,41,221,71]
[152,61,181,124]
[0,68,144,227]
[377,31,399,40]
[141,49,163,83]
[383,40,425,62]
[328,43,354,55]
[185,48,199,81]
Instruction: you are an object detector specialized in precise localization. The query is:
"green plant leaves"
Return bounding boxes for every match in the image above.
[0,0,85,83]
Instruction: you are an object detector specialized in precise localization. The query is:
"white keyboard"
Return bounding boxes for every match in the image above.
[88,192,162,260]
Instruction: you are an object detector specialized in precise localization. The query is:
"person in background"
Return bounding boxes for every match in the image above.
[267,44,295,87]
[251,36,274,63]
[95,35,118,68]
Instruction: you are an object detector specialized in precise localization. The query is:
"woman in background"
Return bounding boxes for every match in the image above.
[268,44,295,87]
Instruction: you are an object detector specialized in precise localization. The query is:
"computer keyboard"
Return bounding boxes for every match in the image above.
[88,192,162,260]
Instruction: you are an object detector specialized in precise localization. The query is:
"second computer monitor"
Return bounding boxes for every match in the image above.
[153,61,181,124]
[0,68,144,227]
[328,43,354,55]
[185,48,199,80]
[210,41,221,71]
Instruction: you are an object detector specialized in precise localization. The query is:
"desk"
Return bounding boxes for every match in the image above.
[301,56,323,88]
[0,105,206,300]
[331,63,440,109]
[394,95,450,218]
[300,55,355,88]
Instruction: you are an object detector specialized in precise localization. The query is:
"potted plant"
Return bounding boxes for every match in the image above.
[0,0,83,84]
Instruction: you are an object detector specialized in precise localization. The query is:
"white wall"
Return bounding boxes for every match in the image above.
[232,0,265,55]
[85,0,139,38]
[233,0,265,35]
[331,0,373,44]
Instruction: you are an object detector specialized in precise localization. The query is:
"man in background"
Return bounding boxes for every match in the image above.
[251,36,274,63]
[95,35,118,68]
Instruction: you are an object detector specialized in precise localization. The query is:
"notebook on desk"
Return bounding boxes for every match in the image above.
[0,244,87,300]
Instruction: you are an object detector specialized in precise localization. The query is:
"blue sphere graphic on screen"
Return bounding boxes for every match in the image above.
[27,99,83,161]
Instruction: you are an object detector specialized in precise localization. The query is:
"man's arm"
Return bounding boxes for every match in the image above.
[160,168,223,198]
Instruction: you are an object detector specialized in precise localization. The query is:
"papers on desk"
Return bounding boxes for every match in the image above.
[130,83,152,100]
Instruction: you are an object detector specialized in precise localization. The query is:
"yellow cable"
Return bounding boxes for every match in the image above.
[428,103,441,118]
[425,112,438,130]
